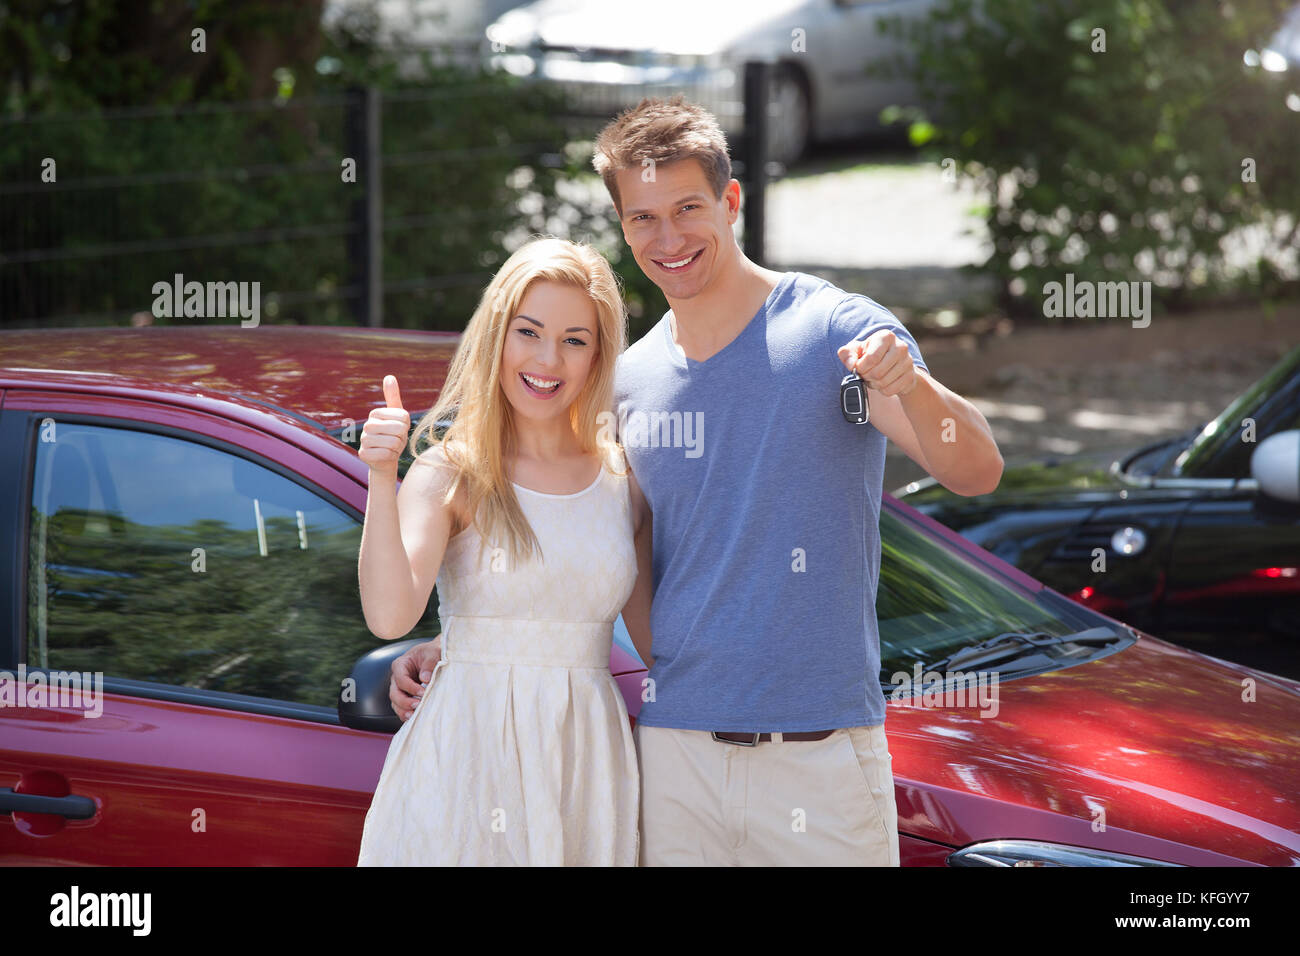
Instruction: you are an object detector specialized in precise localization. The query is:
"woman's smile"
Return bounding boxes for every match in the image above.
[519,370,563,399]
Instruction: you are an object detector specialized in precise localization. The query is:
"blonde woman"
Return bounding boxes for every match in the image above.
[354,236,651,866]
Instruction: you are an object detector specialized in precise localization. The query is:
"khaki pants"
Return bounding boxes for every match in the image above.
[633,723,900,866]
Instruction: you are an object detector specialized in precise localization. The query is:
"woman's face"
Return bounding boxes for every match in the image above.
[500,279,600,426]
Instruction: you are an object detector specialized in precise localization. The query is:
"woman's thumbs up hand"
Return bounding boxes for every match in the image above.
[359,374,412,478]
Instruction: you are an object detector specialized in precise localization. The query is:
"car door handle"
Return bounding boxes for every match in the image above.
[0,788,97,819]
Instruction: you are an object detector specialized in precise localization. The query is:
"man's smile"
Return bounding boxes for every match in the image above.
[652,249,703,272]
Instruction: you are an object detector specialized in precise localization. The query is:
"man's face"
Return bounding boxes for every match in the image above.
[613,158,739,300]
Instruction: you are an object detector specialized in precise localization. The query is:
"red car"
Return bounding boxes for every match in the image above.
[1,327,1297,866]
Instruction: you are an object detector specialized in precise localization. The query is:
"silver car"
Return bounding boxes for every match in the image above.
[484,0,940,166]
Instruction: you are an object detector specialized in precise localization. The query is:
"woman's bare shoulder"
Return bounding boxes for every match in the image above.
[405,443,471,533]
[617,446,648,532]
[406,442,456,486]
[604,441,630,474]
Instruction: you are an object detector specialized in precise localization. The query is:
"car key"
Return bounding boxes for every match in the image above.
[841,372,869,424]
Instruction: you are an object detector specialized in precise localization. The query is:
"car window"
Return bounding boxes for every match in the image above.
[26,422,439,711]
[1209,383,1300,479]
[1171,344,1300,478]
[877,507,1109,682]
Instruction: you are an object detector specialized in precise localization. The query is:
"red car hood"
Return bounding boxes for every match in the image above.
[886,631,1300,865]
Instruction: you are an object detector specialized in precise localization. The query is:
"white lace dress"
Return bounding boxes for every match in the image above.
[356,445,640,866]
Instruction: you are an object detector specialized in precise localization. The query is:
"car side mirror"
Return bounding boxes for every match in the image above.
[1249,429,1300,503]
[338,636,429,733]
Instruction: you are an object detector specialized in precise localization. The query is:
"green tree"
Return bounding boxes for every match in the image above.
[877,0,1300,317]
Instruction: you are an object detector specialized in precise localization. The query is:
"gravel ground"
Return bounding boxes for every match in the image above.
[882,303,1300,493]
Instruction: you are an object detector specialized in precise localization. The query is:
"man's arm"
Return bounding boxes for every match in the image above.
[620,468,655,669]
[840,333,1003,496]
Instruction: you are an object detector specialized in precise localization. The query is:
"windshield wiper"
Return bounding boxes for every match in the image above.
[918,626,1124,676]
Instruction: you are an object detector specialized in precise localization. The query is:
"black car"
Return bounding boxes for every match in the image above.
[898,343,1300,680]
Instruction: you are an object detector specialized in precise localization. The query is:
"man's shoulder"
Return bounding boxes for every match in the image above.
[777,269,866,317]
[788,271,907,329]
[614,316,669,394]
[620,317,666,365]
[773,272,922,364]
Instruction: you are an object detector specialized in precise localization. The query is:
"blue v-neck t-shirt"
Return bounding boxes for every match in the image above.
[612,270,929,732]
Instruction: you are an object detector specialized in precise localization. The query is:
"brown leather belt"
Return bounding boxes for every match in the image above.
[710,730,835,746]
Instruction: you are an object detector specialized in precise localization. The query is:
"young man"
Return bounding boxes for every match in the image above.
[388,95,1002,865]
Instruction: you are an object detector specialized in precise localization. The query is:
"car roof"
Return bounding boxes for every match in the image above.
[0,326,460,431]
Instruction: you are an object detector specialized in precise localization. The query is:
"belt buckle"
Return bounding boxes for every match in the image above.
[711,731,760,746]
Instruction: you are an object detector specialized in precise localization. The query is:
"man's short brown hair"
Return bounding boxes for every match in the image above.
[591,94,732,218]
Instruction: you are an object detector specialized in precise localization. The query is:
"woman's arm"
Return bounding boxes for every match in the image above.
[357,376,458,640]
[620,467,655,669]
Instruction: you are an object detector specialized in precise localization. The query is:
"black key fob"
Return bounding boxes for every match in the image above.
[841,372,869,424]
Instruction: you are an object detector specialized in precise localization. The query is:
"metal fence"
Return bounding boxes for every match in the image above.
[0,58,777,330]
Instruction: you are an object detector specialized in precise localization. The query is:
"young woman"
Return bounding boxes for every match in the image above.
[354,236,651,866]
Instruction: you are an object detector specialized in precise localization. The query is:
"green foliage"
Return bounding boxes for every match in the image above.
[876,0,1300,317]
[0,1,666,339]
[0,0,328,110]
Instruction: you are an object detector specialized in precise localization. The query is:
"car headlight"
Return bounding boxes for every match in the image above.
[948,839,1183,866]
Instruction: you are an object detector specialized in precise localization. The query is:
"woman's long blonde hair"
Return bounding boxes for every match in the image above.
[410,235,628,567]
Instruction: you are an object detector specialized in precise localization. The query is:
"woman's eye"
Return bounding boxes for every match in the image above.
[518,328,586,346]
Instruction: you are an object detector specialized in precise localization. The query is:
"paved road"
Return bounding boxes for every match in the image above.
[763,154,989,269]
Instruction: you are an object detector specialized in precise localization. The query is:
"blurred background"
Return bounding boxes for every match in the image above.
[2,0,1299,488]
